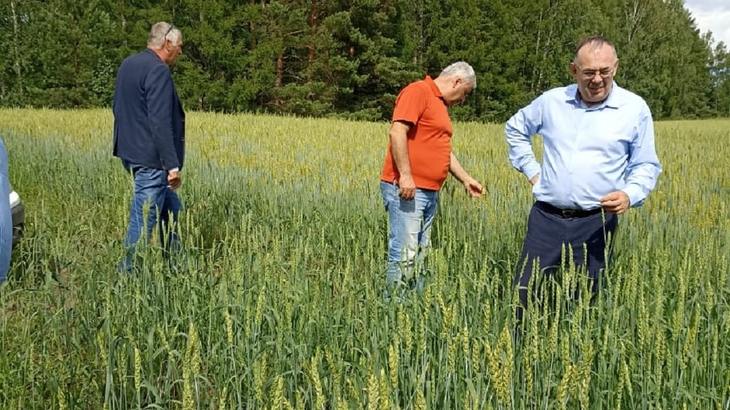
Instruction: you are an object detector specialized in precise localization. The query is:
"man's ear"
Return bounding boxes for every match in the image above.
[569,62,578,76]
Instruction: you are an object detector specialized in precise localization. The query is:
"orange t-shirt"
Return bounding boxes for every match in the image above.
[380,76,452,190]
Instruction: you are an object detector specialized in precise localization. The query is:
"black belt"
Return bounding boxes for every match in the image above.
[535,201,603,218]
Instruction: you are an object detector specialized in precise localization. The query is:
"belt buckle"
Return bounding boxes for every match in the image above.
[561,209,577,218]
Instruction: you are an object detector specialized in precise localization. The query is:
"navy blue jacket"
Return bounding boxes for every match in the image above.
[113,49,185,170]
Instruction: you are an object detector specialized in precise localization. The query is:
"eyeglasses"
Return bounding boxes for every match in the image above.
[576,64,615,80]
[163,24,183,52]
[163,24,175,43]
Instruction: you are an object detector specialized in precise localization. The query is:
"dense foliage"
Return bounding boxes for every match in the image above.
[1,0,729,121]
[0,109,728,408]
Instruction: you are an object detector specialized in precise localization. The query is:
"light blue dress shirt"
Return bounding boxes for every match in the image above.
[505,83,661,210]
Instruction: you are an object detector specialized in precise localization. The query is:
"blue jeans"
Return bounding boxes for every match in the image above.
[0,137,11,283]
[121,161,182,271]
[380,181,439,289]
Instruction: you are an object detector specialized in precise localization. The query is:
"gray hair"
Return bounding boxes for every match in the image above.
[147,22,182,48]
[439,61,476,89]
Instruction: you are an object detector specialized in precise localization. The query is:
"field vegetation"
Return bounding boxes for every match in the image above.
[0,109,728,408]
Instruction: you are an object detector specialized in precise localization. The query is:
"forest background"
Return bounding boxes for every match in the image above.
[1,0,729,122]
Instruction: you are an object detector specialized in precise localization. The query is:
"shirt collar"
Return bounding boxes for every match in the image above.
[424,75,444,99]
[565,82,624,109]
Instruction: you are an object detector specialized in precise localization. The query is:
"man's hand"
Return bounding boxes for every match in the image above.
[529,174,540,186]
[398,174,416,200]
[448,153,484,198]
[167,170,182,191]
[600,191,630,214]
[463,178,484,198]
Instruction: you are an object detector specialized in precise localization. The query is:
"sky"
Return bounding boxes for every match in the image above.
[684,0,730,48]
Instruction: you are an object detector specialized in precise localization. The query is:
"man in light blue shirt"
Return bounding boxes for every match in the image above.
[505,36,661,319]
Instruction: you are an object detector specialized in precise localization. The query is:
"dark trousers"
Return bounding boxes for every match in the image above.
[514,202,618,320]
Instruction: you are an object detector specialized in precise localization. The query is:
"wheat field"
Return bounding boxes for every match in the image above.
[0,109,727,409]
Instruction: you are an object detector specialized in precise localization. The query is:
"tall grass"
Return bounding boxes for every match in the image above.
[0,109,727,408]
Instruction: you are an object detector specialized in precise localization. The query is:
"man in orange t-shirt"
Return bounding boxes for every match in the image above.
[380,61,483,295]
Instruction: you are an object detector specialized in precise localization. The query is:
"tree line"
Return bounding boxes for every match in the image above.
[1,0,729,122]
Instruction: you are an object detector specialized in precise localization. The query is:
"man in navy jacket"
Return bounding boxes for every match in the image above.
[113,22,185,272]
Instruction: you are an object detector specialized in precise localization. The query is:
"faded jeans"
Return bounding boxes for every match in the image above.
[120,161,181,271]
[380,181,439,290]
